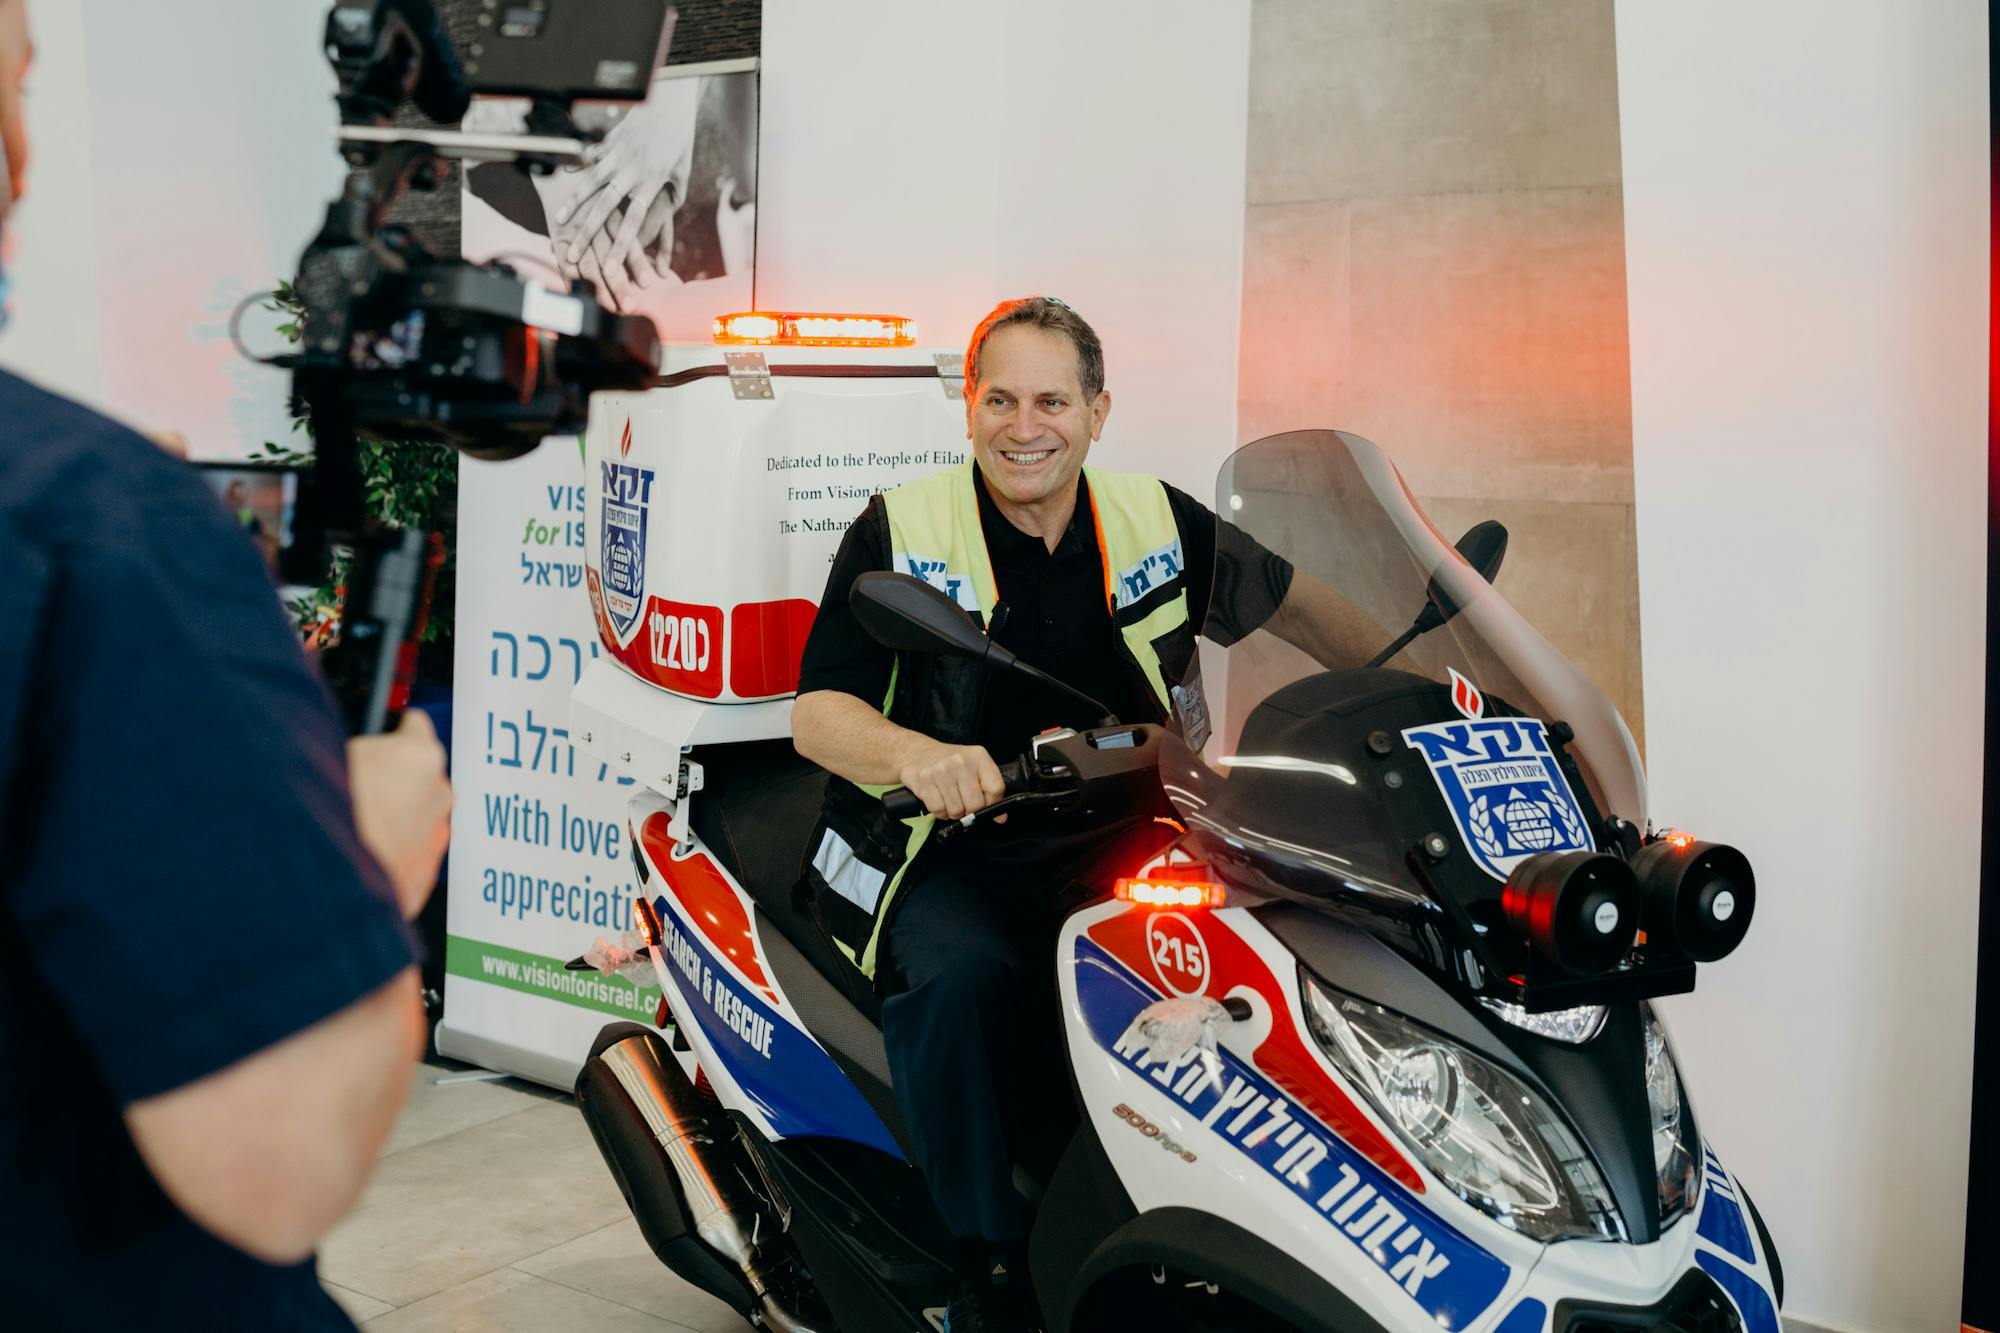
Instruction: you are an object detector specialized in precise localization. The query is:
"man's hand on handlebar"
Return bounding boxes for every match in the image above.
[896,739,1006,821]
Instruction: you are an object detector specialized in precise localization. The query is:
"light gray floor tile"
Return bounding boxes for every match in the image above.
[361,1267,694,1332]
[321,1279,395,1323]
[321,1101,628,1306]
[384,1065,554,1157]
[515,1218,751,1332]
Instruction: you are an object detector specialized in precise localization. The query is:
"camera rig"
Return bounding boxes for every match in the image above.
[277,0,671,731]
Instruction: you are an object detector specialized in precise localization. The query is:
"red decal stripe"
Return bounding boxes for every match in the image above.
[640,812,778,1003]
[729,598,819,698]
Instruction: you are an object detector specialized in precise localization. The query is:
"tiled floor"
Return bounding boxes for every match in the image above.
[319,1060,750,1331]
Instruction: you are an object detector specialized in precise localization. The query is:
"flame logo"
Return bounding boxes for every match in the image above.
[619,419,634,457]
[1449,667,1484,719]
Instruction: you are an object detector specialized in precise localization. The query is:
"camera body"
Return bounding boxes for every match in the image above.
[296,0,672,465]
[286,0,675,732]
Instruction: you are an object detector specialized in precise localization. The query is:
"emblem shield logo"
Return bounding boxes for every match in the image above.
[1401,714,1594,881]
[599,460,654,641]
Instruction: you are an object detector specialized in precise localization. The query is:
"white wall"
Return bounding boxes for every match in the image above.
[759,0,1252,502]
[1615,4,1989,1329]
[0,0,339,456]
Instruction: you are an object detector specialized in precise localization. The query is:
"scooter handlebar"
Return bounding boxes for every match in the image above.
[881,757,1030,821]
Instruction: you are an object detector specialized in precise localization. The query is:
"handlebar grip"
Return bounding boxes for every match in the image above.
[881,787,927,820]
[881,756,1034,821]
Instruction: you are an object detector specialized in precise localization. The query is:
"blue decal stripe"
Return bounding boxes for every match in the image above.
[1492,1298,1547,1333]
[1696,1185,1755,1264]
[1696,1252,1780,1333]
[653,894,902,1158]
[1073,937,1509,1329]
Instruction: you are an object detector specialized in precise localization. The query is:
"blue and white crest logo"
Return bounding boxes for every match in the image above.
[600,460,654,640]
[1402,713,1594,880]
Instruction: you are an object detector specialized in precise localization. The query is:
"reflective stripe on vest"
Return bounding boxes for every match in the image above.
[827,462,1189,980]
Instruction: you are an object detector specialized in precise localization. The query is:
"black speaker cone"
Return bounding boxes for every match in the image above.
[1502,850,1642,975]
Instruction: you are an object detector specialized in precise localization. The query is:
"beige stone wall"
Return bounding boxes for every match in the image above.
[1238,0,1643,746]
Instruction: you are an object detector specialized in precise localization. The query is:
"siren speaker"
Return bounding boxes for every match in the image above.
[1630,840,1756,962]
[1503,850,1641,975]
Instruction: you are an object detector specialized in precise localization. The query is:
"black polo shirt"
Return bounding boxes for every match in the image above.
[797,466,1292,769]
[0,371,415,1327]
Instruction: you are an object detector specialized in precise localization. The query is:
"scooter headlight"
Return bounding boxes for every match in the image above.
[1301,969,1625,1243]
[1645,1008,1702,1226]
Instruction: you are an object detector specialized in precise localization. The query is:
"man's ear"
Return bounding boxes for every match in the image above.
[1090,390,1112,442]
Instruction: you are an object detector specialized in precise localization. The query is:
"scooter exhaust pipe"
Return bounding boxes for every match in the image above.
[576,1022,827,1333]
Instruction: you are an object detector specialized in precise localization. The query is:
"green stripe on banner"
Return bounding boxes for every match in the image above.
[445,935,658,1019]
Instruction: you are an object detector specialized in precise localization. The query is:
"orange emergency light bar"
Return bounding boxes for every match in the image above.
[1114,877,1227,910]
[712,311,919,347]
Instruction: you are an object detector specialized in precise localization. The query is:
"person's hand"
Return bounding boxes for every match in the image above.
[897,739,1006,821]
[551,76,700,288]
[564,199,679,312]
[347,711,452,918]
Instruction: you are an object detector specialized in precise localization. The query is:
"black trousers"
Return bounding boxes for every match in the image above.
[879,818,1172,1244]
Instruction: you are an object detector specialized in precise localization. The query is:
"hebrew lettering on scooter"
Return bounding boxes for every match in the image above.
[489,631,518,677]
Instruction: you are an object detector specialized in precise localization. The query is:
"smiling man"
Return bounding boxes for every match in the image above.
[791,295,1331,1330]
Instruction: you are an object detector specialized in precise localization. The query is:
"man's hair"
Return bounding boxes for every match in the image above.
[964,296,1106,402]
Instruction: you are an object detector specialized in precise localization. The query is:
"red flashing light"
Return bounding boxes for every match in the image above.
[1115,877,1226,910]
[1662,829,1697,849]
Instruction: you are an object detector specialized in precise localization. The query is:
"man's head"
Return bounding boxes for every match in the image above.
[963,296,1111,513]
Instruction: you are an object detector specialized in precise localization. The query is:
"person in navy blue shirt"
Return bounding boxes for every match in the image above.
[0,3,453,1324]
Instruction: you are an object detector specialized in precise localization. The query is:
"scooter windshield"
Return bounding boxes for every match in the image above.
[1162,430,1646,908]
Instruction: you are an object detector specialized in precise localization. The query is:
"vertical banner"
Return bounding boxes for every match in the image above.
[437,442,656,1089]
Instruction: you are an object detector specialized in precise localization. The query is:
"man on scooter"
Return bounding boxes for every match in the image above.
[793,296,1365,1331]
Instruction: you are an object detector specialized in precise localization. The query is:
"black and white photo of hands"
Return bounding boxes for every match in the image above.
[534,75,702,312]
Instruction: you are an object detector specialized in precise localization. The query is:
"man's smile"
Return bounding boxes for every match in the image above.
[998,446,1056,466]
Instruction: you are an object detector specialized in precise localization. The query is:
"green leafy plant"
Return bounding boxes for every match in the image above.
[258,282,459,686]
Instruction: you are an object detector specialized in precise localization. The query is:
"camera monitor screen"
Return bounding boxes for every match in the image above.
[192,462,299,583]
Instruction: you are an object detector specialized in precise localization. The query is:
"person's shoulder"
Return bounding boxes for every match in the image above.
[0,370,217,552]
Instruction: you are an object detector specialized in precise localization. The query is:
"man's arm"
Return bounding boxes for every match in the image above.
[793,689,1004,820]
[1264,568,1388,670]
[125,970,423,1264]
[789,502,1008,820]
[124,709,452,1263]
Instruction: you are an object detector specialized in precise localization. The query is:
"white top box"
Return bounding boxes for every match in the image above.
[582,343,969,708]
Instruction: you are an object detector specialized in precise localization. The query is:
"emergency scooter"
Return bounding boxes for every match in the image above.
[568,421,1784,1332]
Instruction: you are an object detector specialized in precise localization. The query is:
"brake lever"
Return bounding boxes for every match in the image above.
[933,783,1074,839]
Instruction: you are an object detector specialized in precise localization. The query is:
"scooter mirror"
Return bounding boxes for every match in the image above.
[1424,519,1510,626]
[850,571,996,660]
[849,570,1121,726]
[1364,519,1510,668]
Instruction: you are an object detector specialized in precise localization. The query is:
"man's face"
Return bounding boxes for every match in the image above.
[966,324,1110,511]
